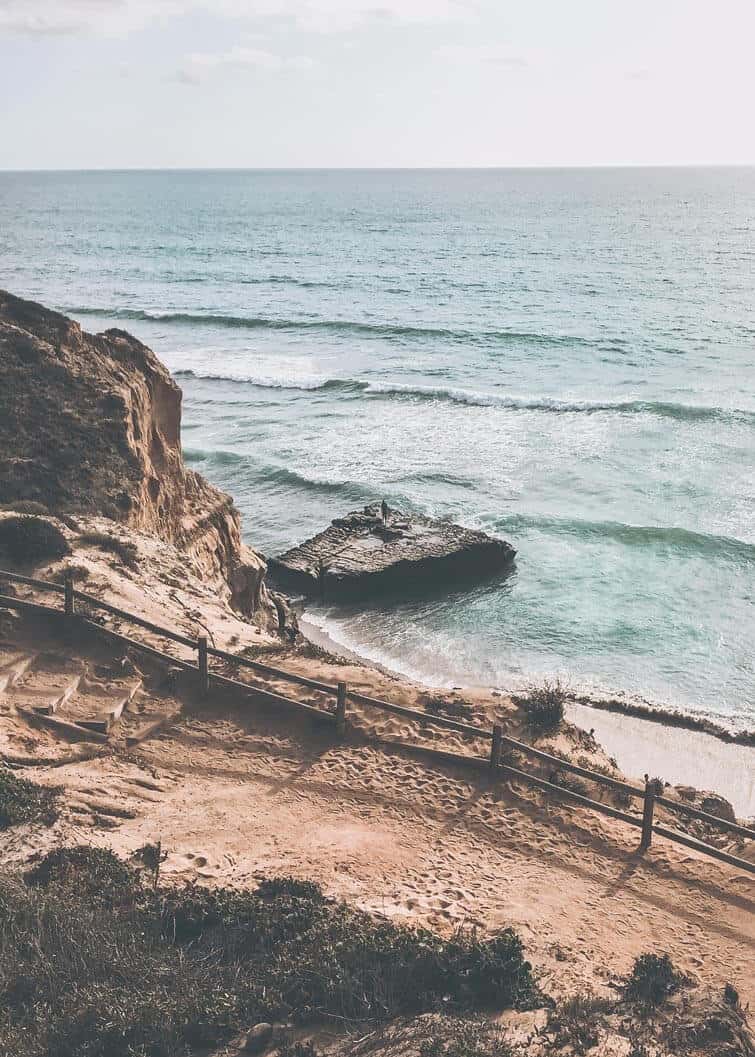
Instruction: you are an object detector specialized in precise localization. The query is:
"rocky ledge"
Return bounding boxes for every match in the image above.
[269,504,516,601]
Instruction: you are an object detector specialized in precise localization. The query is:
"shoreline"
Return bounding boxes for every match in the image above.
[300,612,755,818]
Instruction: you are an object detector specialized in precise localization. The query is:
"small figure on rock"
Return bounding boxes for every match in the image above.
[381,498,389,525]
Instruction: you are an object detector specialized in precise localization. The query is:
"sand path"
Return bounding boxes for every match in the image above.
[17,700,753,1006]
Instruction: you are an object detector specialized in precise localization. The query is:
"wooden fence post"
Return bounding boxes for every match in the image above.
[64,574,75,618]
[197,635,209,697]
[490,724,502,771]
[640,778,655,850]
[335,681,347,735]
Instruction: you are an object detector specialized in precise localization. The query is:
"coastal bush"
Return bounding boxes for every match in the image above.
[723,983,740,1009]
[0,850,540,1057]
[516,678,566,736]
[417,1017,514,1057]
[547,993,613,1055]
[0,768,59,829]
[155,879,538,1019]
[77,530,139,569]
[624,953,688,1008]
[277,1044,320,1057]
[25,846,137,905]
[0,515,70,566]
[51,562,90,583]
[0,500,49,515]
[550,771,590,798]
[663,991,755,1056]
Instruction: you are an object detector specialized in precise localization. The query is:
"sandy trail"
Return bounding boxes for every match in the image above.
[16,698,754,1006]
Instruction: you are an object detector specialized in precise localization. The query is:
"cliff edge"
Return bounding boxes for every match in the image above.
[0,291,271,620]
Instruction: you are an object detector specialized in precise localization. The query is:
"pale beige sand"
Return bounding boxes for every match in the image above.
[568,700,755,818]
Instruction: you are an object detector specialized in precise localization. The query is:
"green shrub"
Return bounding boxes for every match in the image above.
[0,515,70,566]
[0,850,541,1057]
[0,769,59,829]
[515,679,566,736]
[155,881,538,1021]
[624,953,687,1008]
[723,983,740,1008]
[551,772,590,797]
[277,1044,320,1057]
[548,993,613,1055]
[418,1017,514,1057]
[25,846,138,905]
[77,531,139,569]
[51,563,90,584]
[256,876,324,901]
[1,501,50,516]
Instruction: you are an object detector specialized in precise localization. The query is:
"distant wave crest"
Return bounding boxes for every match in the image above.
[174,370,754,426]
[67,304,604,349]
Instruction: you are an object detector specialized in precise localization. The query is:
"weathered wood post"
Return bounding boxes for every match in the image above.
[335,681,347,735]
[640,777,656,850]
[490,724,502,771]
[64,573,75,618]
[197,635,209,697]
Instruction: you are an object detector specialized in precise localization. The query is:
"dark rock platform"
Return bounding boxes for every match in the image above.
[268,504,516,601]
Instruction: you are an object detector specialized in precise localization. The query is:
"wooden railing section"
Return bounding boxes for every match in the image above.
[0,567,753,875]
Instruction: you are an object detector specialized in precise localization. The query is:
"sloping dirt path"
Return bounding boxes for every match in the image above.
[16,698,754,1006]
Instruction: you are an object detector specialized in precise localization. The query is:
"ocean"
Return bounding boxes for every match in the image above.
[2,167,754,734]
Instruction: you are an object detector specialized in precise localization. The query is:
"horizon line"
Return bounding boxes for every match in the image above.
[2,163,755,174]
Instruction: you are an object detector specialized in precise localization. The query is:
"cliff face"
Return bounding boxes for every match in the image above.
[0,291,270,619]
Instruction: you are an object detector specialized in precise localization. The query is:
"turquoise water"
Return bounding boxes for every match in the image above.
[2,168,754,731]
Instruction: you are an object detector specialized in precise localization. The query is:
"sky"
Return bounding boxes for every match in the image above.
[1,0,754,169]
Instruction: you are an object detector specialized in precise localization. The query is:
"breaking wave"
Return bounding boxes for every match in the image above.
[174,370,754,426]
[494,513,755,564]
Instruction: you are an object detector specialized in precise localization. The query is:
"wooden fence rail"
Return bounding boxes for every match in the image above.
[0,566,753,874]
[208,643,334,695]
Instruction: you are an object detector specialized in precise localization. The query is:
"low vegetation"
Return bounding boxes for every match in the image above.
[547,992,612,1055]
[51,562,90,583]
[0,500,50,516]
[77,530,139,569]
[0,847,539,1057]
[624,952,689,1009]
[0,768,59,830]
[25,845,136,900]
[417,1017,515,1057]
[0,515,70,566]
[0,855,751,1057]
[514,678,566,736]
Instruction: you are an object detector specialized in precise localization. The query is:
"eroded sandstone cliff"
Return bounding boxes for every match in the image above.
[0,291,271,620]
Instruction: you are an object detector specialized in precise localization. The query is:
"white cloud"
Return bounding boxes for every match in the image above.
[175,44,316,84]
[0,0,474,36]
[435,43,528,67]
[189,45,312,69]
[0,0,182,35]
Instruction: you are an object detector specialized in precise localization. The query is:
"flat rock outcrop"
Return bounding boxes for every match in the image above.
[269,504,516,601]
[0,291,270,620]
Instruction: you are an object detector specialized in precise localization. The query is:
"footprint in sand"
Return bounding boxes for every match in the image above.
[166,850,218,877]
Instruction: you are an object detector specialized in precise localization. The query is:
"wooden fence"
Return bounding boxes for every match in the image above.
[1,566,753,876]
